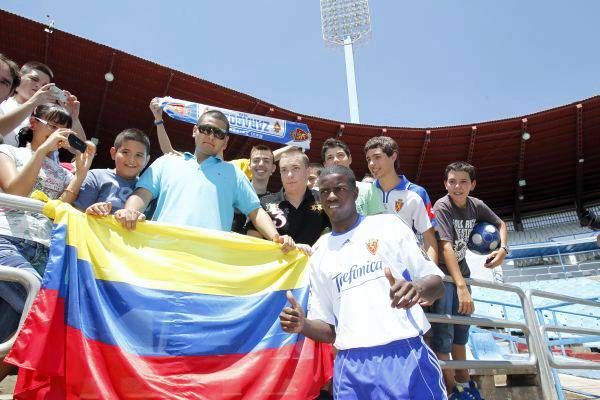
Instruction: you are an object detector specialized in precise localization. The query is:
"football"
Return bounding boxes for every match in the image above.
[468,222,501,255]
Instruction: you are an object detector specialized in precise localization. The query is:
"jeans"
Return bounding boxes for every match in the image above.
[428,281,472,354]
[0,235,47,342]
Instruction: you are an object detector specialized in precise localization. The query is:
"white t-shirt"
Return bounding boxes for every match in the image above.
[307,214,444,350]
[358,176,438,234]
[0,97,30,147]
[0,145,73,245]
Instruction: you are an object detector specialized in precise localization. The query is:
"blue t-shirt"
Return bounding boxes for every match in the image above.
[136,153,260,231]
[73,169,137,213]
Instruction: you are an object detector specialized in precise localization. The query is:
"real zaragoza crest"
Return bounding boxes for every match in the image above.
[394,199,403,213]
[366,239,379,255]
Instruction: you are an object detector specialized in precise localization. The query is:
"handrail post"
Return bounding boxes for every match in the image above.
[0,266,41,358]
[523,290,563,400]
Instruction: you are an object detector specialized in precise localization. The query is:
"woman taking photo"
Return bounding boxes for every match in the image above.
[0,103,94,380]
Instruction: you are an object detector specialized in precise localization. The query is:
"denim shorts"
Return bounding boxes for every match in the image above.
[0,234,47,342]
[428,281,471,354]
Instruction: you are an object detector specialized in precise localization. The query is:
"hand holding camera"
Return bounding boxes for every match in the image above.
[49,85,68,102]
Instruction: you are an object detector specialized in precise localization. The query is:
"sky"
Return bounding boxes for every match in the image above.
[3,1,599,127]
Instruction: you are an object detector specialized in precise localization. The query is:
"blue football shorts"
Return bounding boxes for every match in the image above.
[333,336,447,399]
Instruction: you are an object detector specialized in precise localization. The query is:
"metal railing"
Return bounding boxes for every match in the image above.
[1,192,599,400]
[527,289,600,371]
[471,287,600,399]
[425,276,559,400]
[0,266,41,358]
[0,193,45,358]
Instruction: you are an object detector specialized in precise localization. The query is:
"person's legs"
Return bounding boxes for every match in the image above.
[448,285,483,399]
[451,344,469,383]
[451,285,472,387]
[429,281,457,393]
[0,300,19,382]
[437,352,455,393]
[0,235,46,382]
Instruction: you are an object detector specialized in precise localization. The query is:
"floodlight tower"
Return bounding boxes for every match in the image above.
[320,0,372,123]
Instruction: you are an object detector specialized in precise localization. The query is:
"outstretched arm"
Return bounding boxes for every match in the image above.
[114,188,153,230]
[422,227,439,265]
[0,84,58,136]
[247,207,296,253]
[150,97,182,156]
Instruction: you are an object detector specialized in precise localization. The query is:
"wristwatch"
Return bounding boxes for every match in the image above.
[500,245,509,254]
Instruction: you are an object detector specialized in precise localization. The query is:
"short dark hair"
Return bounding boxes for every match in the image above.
[279,148,309,168]
[321,138,350,163]
[364,136,400,169]
[20,61,54,81]
[199,110,230,133]
[114,128,151,154]
[444,161,476,181]
[364,136,398,158]
[250,144,273,161]
[319,165,357,189]
[0,53,21,96]
[17,103,72,147]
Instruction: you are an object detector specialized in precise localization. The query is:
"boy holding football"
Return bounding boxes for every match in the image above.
[430,161,508,399]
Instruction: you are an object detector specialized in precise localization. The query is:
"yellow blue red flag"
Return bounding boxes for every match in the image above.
[6,200,332,399]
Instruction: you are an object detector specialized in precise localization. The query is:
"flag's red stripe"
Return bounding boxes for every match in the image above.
[8,289,333,400]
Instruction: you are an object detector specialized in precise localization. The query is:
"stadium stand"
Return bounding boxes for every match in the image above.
[1,8,598,400]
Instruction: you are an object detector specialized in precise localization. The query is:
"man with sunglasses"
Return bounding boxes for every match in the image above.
[116,110,294,250]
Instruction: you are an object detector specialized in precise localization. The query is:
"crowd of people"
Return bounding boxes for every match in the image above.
[0,53,510,400]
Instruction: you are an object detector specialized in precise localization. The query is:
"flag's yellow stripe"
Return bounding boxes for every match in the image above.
[44,201,309,296]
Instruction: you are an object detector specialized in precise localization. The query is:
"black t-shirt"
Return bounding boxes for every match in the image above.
[231,191,270,234]
[246,188,330,246]
[433,194,502,277]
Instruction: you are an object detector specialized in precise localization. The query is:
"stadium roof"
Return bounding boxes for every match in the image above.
[2,10,599,218]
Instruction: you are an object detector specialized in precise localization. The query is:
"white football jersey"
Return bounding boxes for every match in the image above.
[307,214,444,350]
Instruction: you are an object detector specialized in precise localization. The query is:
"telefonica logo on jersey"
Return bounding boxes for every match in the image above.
[333,260,384,292]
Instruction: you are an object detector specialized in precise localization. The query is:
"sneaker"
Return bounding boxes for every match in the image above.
[466,380,484,400]
[448,383,485,400]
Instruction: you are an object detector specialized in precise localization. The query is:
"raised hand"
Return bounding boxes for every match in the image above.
[74,140,96,176]
[28,84,60,106]
[38,129,70,154]
[63,90,81,120]
[149,97,163,120]
[384,267,422,309]
[279,290,305,334]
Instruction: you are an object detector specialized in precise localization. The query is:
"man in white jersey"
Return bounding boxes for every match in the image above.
[280,166,447,400]
[357,136,439,264]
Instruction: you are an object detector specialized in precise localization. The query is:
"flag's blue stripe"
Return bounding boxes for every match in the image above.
[43,224,309,357]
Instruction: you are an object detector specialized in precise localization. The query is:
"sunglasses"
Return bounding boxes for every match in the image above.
[34,117,64,132]
[196,124,228,140]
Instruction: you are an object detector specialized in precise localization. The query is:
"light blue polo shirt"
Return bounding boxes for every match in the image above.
[136,153,260,231]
